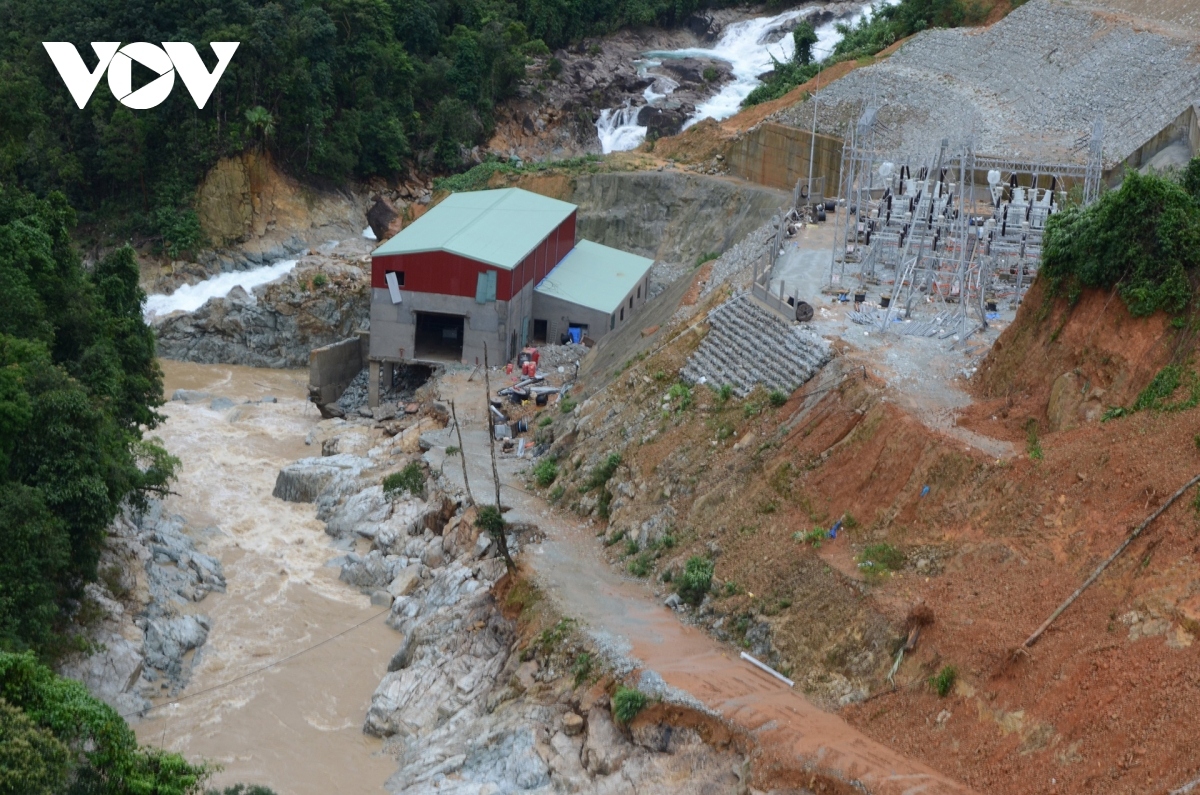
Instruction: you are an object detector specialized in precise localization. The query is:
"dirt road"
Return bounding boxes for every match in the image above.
[427,369,975,795]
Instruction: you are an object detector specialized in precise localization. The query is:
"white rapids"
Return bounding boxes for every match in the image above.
[595,0,898,153]
[143,259,298,320]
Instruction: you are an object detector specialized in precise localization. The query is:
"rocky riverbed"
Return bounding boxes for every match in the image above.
[274,416,755,795]
[60,500,227,716]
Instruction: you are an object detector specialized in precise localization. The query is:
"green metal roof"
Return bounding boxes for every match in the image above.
[535,240,654,314]
[372,188,576,270]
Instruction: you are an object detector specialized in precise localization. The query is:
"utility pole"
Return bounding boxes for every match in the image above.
[448,399,474,507]
[481,343,515,572]
[807,62,822,215]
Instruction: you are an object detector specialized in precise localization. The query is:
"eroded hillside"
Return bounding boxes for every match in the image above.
[526,267,1200,793]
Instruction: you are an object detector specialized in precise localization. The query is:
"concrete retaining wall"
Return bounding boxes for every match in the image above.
[309,333,368,405]
[725,123,844,196]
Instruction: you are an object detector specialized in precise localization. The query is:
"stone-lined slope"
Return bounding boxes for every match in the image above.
[682,292,831,396]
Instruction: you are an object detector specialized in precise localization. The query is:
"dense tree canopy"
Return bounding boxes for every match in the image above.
[0,652,207,795]
[0,187,174,658]
[0,0,743,249]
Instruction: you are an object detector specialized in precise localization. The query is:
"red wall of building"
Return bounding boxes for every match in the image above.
[372,212,576,300]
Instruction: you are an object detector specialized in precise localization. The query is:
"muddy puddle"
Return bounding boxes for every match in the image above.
[134,361,397,795]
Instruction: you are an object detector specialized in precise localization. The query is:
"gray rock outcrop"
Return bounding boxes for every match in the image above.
[154,262,369,368]
[60,502,226,711]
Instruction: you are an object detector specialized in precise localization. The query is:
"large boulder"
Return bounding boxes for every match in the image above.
[582,707,629,775]
[325,485,391,538]
[367,196,403,241]
[143,614,210,684]
[272,454,369,503]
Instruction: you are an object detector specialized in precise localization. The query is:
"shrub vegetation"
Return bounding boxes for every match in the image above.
[0,651,208,794]
[676,556,714,605]
[611,686,647,724]
[1043,163,1200,317]
[383,462,426,499]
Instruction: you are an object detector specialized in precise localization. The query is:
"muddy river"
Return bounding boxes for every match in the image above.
[134,361,397,795]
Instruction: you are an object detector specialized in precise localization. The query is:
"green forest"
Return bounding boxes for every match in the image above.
[0,0,749,253]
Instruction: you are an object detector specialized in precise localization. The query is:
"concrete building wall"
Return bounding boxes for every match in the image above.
[532,272,652,343]
[308,332,368,405]
[724,123,844,196]
[369,282,538,366]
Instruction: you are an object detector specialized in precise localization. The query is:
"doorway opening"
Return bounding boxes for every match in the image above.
[532,319,548,343]
[414,312,465,361]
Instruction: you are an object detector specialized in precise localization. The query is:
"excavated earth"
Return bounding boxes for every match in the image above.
[525,250,1200,795]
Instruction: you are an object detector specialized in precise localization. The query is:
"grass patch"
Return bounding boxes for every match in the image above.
[612,686,647,724]
[533,458,558,487]
[857,543,904,575]
[667,382,694,412]
[793,527,826,548]
[768,389,788,408]
[1024,418,1043,461]
[929,665,957,697]
[559,396,578,414]
[627,552,653,577]
[549,484,565,502]
[716,383,734,403]
[536,618,576,654]
[572,652,594,686]
[695,251,720,268]
[1132,364,1200,412]
[538,415,554,427]
[445,445,460,456]
[435,154,605,193]
[383,462,425,499]
[586,453,622,491]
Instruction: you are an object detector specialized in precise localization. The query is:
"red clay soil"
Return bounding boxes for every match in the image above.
[571,286,1200,793]
[968,279,1190,438]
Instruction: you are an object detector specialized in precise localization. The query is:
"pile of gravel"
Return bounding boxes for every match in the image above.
[336,369,370,413]
[535,343,590,372]
[773,0,1200,165]
[334,365,429,413]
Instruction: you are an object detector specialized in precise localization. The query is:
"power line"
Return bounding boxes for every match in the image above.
[122,606,390,720]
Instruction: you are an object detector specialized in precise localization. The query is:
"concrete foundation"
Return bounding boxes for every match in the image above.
[308,332,368,406]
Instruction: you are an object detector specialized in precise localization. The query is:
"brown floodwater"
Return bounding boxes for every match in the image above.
[134,361,397,795]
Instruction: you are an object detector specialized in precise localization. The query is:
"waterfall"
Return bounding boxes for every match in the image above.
[144,258,298,320]
[596,101,648,154]
[595,0,899,151]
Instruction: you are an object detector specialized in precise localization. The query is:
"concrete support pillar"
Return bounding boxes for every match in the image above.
[368,360,381,408]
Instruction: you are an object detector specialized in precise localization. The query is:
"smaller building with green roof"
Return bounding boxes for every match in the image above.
[533,240,654,343]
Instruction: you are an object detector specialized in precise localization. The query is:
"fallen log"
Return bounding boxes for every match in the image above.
[1019,472,1200,654]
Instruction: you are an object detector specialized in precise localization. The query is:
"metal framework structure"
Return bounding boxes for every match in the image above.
[820,108,1106,339]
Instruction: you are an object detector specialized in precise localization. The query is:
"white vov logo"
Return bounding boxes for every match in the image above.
[43,42,239,110]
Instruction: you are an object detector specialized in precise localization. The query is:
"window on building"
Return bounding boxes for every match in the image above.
[610,313,615,330]
[637,285,641,299]
[620,307,624,322]
[387,270,405,287]
[475,271,497,304]
[629,295,633,309]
